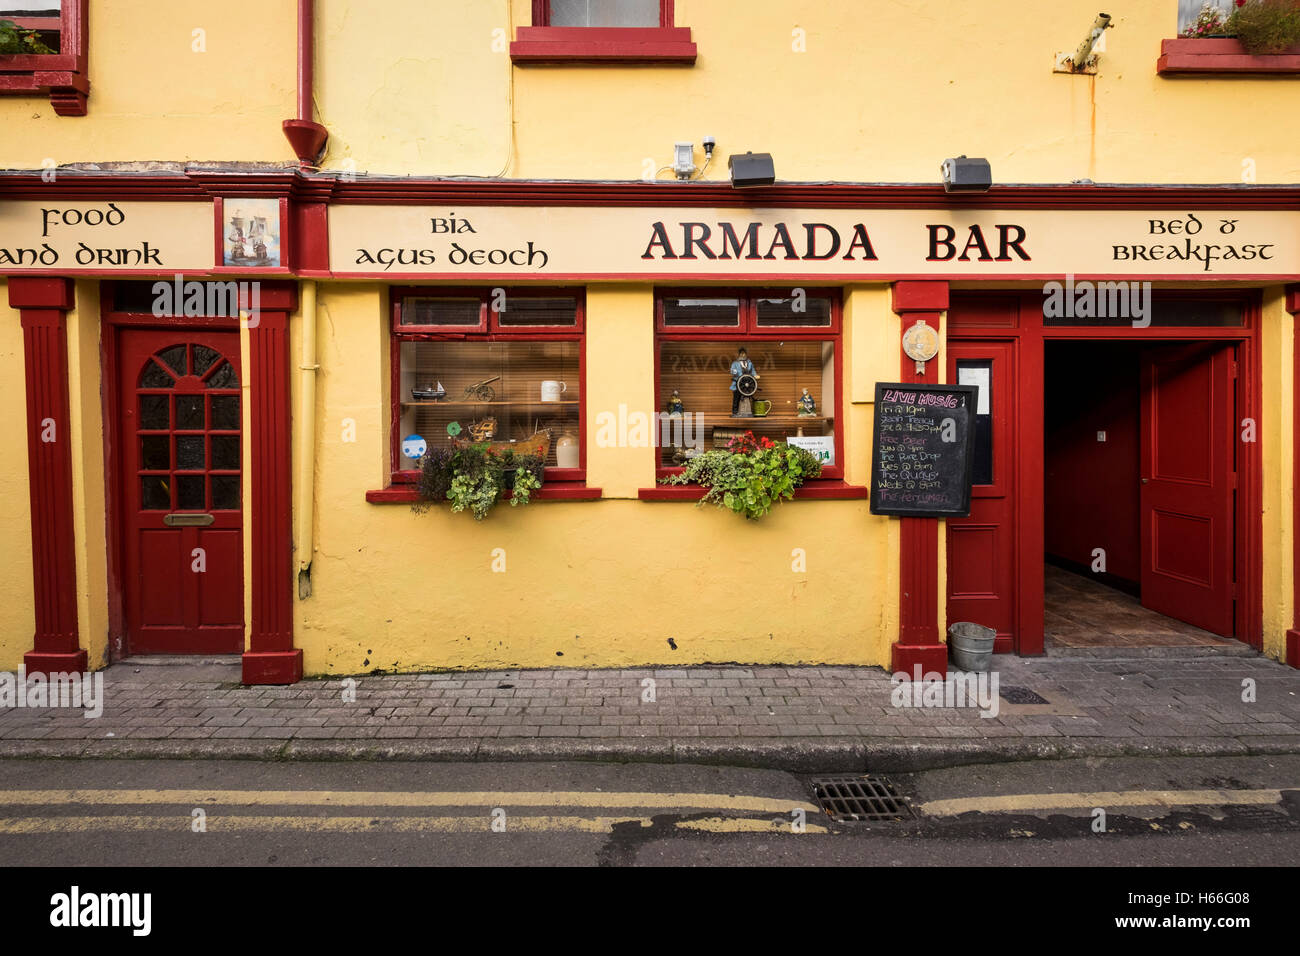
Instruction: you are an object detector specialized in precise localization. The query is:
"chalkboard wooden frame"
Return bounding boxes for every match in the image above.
[869,382,978,518]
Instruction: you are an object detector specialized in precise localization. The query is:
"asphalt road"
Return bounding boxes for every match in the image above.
[0,753,1296,867]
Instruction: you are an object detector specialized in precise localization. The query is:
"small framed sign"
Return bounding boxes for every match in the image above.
[214,196,289,271]
[786,434,835,467]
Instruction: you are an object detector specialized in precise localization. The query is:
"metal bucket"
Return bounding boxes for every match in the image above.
[948,622,996,672]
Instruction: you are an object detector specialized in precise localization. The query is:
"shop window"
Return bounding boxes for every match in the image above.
[391,288,585,481]
[0,0,89,115]
[511,0,696,63]
[655,289,842,478]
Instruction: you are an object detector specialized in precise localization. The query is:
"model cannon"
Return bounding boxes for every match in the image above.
[462,375,501,402]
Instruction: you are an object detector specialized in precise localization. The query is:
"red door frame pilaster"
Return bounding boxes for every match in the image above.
[8,277,87,676]
[242,284,301,684]
[1287,286,1300,668]
[890,280,949,677]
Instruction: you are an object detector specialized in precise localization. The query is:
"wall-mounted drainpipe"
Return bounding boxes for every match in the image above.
[296,280,318,599]
[283,0,328,166]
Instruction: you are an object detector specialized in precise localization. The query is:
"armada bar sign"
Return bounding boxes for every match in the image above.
[1,200,1296,279]
[330,205,1300,279]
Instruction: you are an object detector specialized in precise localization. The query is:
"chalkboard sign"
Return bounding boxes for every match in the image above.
[870,382,977,518]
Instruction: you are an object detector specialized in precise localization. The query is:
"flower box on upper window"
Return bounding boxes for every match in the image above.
[652,289,844,480]
[1162,1,1300,74]
[390,288,587,488]
[0,0,88,114]
[1158,36,1300,72]
[511,0,697,64]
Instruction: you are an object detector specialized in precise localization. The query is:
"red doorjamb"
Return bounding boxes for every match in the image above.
[8,277,86,677]
[891,281,949,678]
[950,289,1263,657]
[103,281,301,684]
[1288,286,1300,668]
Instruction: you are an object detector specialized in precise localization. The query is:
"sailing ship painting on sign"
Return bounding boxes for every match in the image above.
[223,198,281,267]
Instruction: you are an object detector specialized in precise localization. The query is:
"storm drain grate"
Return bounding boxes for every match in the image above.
[809,775,909,822]
[999,685,1050,705]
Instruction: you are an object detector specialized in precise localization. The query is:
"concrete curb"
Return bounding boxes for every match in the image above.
[2,735,1297,772]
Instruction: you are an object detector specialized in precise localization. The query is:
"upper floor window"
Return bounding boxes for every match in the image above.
[512,0,696,64]
[543,0,664,27]
[0,0,88,115]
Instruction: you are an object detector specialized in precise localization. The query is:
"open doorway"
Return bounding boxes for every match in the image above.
[1043,340,1239,651]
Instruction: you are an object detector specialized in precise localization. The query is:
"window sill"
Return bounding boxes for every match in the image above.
[0,54,89,114]
[510,27,697,64]
[1157,38,1300,74]
[638,481,869,502]
[366,481,602,504]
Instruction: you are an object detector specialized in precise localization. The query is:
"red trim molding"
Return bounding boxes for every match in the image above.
[1288,286,1300,669]
[891,281,948,678]
[242,287,301,684]
[1158,38,1300,75]
[510,27,696,63]
[7,277,87,676]
[0,173,1298,210]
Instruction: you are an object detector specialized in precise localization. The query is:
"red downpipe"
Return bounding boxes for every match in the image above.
[297,0,313,121]
[283,0,328,165]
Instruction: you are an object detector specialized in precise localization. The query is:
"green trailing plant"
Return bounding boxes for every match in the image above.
[0,19,54,54]
[660,431,823,520]
[413,443,544,520]
[1228,0,1300,53]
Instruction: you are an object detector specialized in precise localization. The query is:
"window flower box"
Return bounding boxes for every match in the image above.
[1158,36,1300,74]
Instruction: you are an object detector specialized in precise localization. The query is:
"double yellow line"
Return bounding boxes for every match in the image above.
[0,789,828,835]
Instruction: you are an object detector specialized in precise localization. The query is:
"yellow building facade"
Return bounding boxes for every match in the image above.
[0,1,1297,682]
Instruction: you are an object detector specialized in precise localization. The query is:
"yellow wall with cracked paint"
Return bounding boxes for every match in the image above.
[294,282,890,674]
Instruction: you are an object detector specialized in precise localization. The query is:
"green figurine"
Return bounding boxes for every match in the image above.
[798,388,817,416]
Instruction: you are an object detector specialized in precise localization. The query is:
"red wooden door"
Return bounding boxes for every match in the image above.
[1140,343,1236,636]
[946,341,1018,652]
[118,330,244,653]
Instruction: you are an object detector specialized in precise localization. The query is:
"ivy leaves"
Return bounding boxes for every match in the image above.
[662,440,822,520]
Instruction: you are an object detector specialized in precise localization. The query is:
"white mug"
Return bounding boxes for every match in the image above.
[541,380,567,402]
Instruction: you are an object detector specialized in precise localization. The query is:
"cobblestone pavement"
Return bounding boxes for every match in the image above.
[1,655,1297,770]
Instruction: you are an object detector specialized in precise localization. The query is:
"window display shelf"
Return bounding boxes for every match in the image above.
[695,414,832,427]
[401,400,580,407]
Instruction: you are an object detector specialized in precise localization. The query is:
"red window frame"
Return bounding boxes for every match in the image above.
[652,287,845,482]
[511,0,696,64]
[0,0,89,115]
[389,286,588,485]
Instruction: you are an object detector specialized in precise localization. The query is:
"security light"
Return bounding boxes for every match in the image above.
[673,142,697,180]
[941,156,992,193]
[728,152,776,188]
